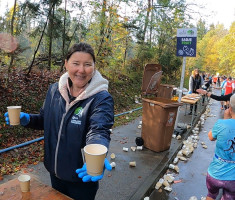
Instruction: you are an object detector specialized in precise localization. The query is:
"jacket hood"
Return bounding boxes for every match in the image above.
[58,70,108,107]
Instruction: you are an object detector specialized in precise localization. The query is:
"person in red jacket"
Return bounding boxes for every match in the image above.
[224,77,233,108]
[224,77,233,95]
[232,78,235,93]
[212,75,218,86]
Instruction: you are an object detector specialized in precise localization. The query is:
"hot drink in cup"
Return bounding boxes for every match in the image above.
[18,174,30,192]
[7,106,21,125]
[84,144,107,176]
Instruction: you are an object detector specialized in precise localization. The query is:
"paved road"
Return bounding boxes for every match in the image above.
[1,94,209,200]
[149,89,224,200]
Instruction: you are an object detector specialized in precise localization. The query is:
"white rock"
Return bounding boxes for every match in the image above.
[189,196,198,200]
[164,186,172,192]
[131,146,136,152]
[182,150,191,157]
[164,174,175,183]
[178,156,187,161]
[169,164,179,173]
[173,157,179,164]
[155,181,162,190]
[177,150,183,157]
[110,153,115,159]
[176,135,181,140]
[169,164,175,169]
[110,162,116,168]
[137,146,143,150]
[129,161,136,167]
[123,147,128,152]
[174,165,179,173]
[163,180,170,187]
[159,178,164,184]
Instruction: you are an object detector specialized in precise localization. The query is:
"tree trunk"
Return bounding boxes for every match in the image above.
[96,0,107,56]
[9,0,17,72]
[100,0,106,37]
[149,0,153,46]
[27,8,52,75]
[123,37,128,70]
[48,3,55,71]
[61,0,67,71]
[142,0,151,43]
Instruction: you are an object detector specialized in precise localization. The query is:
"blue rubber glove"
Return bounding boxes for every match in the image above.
[188,91,192,94]
[76,158,112,182]
[4,112,30,126]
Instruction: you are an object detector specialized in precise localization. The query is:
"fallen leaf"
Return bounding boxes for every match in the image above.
[174,179,183,184]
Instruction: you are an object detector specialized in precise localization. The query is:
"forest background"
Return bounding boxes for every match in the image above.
[0,0,234,177]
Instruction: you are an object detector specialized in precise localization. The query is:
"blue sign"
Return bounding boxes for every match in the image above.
[176,28,197,57]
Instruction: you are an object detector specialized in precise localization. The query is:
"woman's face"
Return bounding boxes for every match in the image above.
[65,52,95,89]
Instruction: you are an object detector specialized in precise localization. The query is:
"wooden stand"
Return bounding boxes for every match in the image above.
[0,177,72,200]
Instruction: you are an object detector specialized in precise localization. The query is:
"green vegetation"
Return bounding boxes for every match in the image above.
[0,0,234,178]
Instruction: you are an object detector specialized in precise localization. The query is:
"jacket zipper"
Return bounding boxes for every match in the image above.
[54,112,66,176]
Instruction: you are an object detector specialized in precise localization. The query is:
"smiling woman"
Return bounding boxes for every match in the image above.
[65,44,96,97]
[4,42,115,200]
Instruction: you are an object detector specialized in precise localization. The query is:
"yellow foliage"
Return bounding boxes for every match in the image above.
[189,24,234,76]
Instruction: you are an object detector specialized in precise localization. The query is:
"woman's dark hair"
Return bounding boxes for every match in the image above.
[66,42,96,63]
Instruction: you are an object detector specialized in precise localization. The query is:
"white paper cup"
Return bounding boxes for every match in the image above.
[18,174,30,192]
[7,106,21,125]
[84,144,107,176]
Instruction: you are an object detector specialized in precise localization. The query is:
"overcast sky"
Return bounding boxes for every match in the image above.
[0,0,234,29]
[186,0,235,29]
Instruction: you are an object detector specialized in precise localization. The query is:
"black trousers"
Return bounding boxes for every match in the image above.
[190,103,197,113]
[50,174,98,200]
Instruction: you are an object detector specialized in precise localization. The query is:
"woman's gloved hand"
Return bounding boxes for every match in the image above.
[76,158,112,182]
[188,91,192,94]
[4,112,30,126]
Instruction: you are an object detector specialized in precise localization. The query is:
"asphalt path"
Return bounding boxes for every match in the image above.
[149,89,224,200]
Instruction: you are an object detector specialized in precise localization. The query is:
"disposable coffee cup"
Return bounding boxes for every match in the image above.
[84,144,107,176]
[18,174,30,192]
[7,106,21,125]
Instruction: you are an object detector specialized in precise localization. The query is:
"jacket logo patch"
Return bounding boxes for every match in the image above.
[71,107,83,125]
[74,107,83,117]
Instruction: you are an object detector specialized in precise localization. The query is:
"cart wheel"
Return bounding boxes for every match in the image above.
[135,137,144,146]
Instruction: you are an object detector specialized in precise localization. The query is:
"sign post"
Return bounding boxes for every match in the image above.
[174,28,197,128]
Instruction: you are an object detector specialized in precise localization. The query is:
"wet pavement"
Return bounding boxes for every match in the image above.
[1,93,215,200]
[149,89,224,200]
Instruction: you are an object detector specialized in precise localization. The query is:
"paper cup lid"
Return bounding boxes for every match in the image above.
[18,174,30,182]
[84,144,107,155]
[7,106,22,109]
